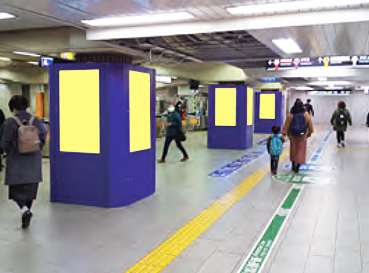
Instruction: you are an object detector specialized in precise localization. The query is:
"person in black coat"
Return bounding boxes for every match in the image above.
[304,99,314,116]
[0,107,5,171]
[158,104,189,163]
[0,95,46,229]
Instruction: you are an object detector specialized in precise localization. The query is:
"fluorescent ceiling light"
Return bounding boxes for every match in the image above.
[309,80,352,86]
[0,57,11,61]
[0,12,15,20]
[227,0,369,16]
[318,77,327,81]
[272,38,302,54]
[13,51,40,57]
[28,62,39,65]
[82,12,194,27]
[294,86,313,91]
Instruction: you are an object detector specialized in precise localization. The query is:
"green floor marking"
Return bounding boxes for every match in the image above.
[274,173,332,185]
[238,187,301,273]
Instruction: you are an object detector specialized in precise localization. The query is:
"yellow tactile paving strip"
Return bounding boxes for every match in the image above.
[125,149,290,273]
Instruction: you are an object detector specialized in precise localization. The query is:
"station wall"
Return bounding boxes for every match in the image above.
[289,90,369,126]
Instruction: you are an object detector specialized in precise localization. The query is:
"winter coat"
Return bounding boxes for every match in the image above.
[330,108,352,132]
[166,111,182,137]
[0,111,46,185]
[282,112,314,137]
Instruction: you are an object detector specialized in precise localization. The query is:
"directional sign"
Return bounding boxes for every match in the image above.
[274,173,332,185]
[284,163,335,172]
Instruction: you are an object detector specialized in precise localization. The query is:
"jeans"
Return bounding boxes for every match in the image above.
[161,136,188,160]
[337,131,345,143]
[270,155,280,173]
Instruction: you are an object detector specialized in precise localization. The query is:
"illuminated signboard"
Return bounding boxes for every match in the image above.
[266,56,369,71]
[307,91,352,96]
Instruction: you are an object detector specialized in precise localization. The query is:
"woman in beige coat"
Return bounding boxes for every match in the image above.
[282,100,314,173]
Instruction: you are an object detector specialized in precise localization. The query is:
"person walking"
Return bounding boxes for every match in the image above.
[330,101,352,148]
[282,99,314,173]
[304,99,314,116]
[0,107,6,171]
[0,95,46,229]
[266,125,285,175]
[366,111,369,143]
[158,104,189,163]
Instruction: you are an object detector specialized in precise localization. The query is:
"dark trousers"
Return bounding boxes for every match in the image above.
[270,155,280,173]
[337,131,345,143]
[161,136,188,160]
[15,200,34,210]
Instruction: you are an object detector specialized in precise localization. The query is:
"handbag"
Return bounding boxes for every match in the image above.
[179,128,186,142]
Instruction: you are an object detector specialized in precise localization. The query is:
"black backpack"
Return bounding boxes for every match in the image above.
[336,111,347,126]
[290,113,308,136]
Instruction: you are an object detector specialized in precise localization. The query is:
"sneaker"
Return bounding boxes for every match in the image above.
[157,159,165,163]
[337,143,341,148]
[180,156,189,162]
[341,142,345,147]
[22,210,33,229]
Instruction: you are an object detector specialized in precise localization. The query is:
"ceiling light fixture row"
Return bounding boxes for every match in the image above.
[80,0,369,27]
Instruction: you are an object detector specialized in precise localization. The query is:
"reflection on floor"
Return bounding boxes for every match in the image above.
[0,127,368,273]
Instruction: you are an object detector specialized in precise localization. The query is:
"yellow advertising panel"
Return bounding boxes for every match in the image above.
[59,70,100,153]
[215,88,237,126]
[247,88,254,125]
[260,94,276,119]
[129,71,151,152]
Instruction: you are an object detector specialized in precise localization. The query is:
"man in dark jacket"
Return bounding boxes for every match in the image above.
[0,107,5,171]
[158,104,189,163]
[304,99,314,116]
[0,95,46,229]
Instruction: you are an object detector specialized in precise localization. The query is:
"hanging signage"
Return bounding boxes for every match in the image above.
[266,55,369,71]
[307,91,352,96]
[60,52,76,60]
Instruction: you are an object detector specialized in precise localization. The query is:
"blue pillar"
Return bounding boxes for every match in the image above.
[254,91,283,134]
[49,63,156,208]
[208,85,253,150]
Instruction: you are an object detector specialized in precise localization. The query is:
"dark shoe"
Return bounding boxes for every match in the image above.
[180,156,189,162]
[157,159,165,163]
[22,210,33,229]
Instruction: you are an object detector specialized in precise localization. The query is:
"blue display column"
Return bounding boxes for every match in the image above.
[208,85,254,150]
[49,63,156,208]
[254,91,284,134]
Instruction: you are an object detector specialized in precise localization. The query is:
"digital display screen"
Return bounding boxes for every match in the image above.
[40,57,54,68]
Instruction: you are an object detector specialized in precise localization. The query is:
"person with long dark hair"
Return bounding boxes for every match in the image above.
[282,99,314,173]
[330,101,352,148]
[0,95,46,229]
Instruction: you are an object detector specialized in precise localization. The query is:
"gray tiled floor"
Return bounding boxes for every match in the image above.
[0,127,368,273]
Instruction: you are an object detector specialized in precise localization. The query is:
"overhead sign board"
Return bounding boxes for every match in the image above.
[307,91,351,96]
[266,55,369,71]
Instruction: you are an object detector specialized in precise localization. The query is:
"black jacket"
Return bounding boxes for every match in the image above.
[304,103,314,116]
[367,112,369,127]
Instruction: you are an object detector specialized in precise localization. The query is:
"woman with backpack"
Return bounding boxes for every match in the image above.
[282,99,314,173]
[330,101,352,148]
[0,95,46,229]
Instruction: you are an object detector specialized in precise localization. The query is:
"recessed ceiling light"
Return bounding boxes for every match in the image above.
[81,11,194,27]
[0,12,15,20]
[13,51,41,57]
[272,38,302,54]
[0,57,11,61]
[227,0,369,16]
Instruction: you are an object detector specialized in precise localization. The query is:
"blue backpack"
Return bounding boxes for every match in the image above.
[270,135,283,156]
[290,113,307,136]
